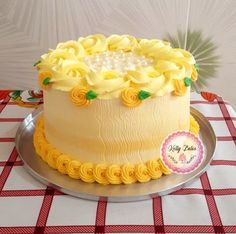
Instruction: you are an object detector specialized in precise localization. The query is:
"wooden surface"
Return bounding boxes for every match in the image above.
[0,0,235,107]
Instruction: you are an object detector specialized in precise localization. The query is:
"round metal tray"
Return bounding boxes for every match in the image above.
[15,107,216,202]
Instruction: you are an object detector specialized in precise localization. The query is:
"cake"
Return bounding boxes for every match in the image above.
[33,34,199,185]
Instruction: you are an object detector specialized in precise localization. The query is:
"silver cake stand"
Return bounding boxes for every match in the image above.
[15,107,216,202]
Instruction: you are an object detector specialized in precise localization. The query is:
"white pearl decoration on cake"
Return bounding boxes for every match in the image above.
[83,51,152,73]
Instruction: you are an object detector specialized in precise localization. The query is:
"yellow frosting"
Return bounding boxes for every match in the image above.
[79,34,107,54]
[79,163,95,183]
[67,160,81,179]
[35,34,198,99]
[135,164,151,183]
[56,154,71,174]
[56,40,86,58]
[172,79,187,96]
[121,87,142,107]
[107,34,138,52]
[33,115,199,185]
[189,115,200,135]
[191,65,198,81]
[86,70,130,99]
[106,165,122,184]
[70,86,91,106]
[121,164,137,184]
[94,164,109,185]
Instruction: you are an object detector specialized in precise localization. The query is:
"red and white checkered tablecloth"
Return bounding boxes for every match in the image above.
[0,90,235,234]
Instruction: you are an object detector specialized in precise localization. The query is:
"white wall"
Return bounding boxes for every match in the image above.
[0,0,235,108]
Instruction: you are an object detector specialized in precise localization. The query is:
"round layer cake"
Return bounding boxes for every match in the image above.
[34,34,199,185]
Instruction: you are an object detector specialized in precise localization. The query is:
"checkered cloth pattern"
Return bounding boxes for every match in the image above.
[0,90,235,234]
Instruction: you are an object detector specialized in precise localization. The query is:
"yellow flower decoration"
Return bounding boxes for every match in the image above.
[70,86,90,106]
[67,160,81,179]
[94,164,109,185]
[191,65,198,81]
[158,159,172,175]
[121,164,137,184]
[38,71,53,90]
[146,160,162,179]
[107,34,138,52]
[106,165,122,184]
[121,87,142,107]
[47,148,62,169]
[189,115,200,135]
[135,164,150,183]
[79,163,95,183]
[172,79,187,96]
[79,34,107,54]
[56,40,85,58]
[56,154,71,174]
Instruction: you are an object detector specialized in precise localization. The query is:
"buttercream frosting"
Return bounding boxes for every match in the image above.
[33,115,200,185]
[35,34,198,99]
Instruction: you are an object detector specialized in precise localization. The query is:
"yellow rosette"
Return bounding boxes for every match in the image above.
[146,159,162,179]
[41,143,54,160]
[38,49,77,71]
[135,164,151,183]
[190,115,200,135]
[70,86,90,106]
[172,79,187,96]
[79,34,107,54]
[93,164,109,185]
[126,67,174,96]
[51,60,90,91]
[35,116,44,129]
[67,160,81,179]
[79,163,95,183]
[137,39,171,58]
[191,65,198,81]
[86,70,130,99]
[56,154,71,174]
[35,140,45,159]
[38,71,53,90]
[47,148,62,169]
[56,40,85,58]
[121,164,137,184]
[121,87,142,107]
[172,48,195,65]
[106,165,122,184]
[158,159,172,175]
[107,34,138,52]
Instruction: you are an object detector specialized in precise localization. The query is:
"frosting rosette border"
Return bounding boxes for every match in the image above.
[33,115,200,185]
[35,34,198,100]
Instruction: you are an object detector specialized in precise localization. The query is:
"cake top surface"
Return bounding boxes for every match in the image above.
[35,34,198,103]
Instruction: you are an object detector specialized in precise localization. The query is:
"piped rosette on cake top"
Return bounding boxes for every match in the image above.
[33,34,200,185]
[35,34,198,106]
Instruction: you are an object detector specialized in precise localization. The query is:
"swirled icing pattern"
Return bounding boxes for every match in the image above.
[35,34,197,98]
[33,115,200,185]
